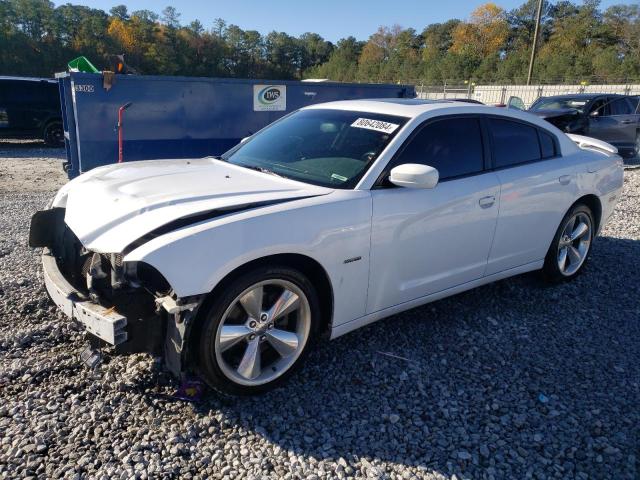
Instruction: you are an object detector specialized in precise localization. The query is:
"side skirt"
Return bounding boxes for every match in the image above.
[330,260,543,339]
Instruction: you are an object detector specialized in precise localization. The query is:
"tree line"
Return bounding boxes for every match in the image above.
[1,0,638,84]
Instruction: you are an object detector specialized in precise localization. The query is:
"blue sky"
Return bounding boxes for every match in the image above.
[53,0,637,42]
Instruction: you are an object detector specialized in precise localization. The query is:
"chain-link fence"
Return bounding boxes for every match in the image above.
[415,82,640,108]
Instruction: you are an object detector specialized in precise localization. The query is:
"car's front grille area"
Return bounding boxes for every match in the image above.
[48,216,119,299]
[54,222,92,295]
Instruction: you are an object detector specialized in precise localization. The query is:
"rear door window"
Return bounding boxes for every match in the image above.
[489,118,542,168]
[610,98,633,116]
[392,117,484,180]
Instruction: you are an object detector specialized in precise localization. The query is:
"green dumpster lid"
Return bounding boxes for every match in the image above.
[68,56,99,74]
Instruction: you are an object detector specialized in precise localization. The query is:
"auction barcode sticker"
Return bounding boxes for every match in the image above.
[351,118,399,134]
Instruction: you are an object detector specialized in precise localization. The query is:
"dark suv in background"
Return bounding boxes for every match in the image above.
[0,76,63,146]
[509,93,639,158]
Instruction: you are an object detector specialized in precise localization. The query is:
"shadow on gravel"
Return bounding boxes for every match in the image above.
[0,140,65,159]
[188,235,639,478]
[622,151,640,167]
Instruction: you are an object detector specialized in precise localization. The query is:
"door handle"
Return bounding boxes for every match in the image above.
[559,175,572,185]
[479,195,495,208]
[620,119,635,124]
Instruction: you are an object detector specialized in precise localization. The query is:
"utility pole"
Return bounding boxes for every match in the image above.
[527,0,544,86]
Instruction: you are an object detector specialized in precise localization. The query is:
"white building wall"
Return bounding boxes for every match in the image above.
[417,84,640,107]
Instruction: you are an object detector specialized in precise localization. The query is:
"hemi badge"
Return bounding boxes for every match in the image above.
[343,256,362,264]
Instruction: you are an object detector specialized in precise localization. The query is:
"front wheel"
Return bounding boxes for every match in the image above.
[197,266,320,395]
[43,121,64,147]
[543,204,594,282]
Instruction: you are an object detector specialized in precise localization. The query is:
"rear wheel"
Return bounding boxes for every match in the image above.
[197,266,319,395]
[43,121,64,147]
[543,204,594,282]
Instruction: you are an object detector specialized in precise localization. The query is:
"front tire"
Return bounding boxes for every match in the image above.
[543,204,594,282]
[43,121,64,147]
[197,266,320,395]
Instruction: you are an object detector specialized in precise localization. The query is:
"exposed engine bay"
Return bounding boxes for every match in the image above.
[531,109,588,134]
[29,207,202,376]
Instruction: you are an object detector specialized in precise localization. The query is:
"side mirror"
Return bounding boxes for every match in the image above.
[389,164,439,189]
[589,110,599,117]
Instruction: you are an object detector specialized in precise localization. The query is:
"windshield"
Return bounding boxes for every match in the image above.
[221,109,408,188]
[530,97,589,112]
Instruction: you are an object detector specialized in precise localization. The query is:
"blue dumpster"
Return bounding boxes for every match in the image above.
[56,72,415,178]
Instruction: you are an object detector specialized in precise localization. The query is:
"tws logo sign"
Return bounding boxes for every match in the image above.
[259,87,281,103]
[253,85,286,111]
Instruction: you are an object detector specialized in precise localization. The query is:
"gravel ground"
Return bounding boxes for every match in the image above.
[0,143,638,479]
[0,140,67,193]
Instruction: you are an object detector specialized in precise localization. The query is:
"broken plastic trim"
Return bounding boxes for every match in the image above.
[80,345,103,369]
[156,295,200,315]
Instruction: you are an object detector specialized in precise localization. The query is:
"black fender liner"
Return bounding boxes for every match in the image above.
[29,208,65,248]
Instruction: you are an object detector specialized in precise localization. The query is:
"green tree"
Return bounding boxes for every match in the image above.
[0,0,638,83]
[109,5,128,21]
[357,25,421,82]
[421,20,460,82]
[264,31,300,78]
[298,32,333,71]
[304,36,363,81]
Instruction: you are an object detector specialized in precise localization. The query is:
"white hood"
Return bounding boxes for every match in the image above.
[61,158,332,252]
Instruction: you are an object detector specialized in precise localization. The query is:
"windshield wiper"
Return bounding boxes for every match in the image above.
[242,165,285,178]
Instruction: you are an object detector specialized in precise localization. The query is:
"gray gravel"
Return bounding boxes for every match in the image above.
[0,139,67,193]
[1,144,639,479]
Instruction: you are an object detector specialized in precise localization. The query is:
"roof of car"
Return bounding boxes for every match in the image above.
[537,93,625,100]
[0,76,56,83]
[303,98,487,118]
[365,98,450,105]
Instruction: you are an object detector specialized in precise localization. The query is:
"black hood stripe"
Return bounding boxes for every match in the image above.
[122,195,319,255]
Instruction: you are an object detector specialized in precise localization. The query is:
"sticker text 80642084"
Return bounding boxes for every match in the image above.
[351,118,399,134]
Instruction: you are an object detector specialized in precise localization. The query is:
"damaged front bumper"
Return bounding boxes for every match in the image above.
[42,247,129,345]
[31,207,203,377]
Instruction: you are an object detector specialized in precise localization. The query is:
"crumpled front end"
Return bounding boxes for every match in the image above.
[531,109,587,134]
[29,206,201,376]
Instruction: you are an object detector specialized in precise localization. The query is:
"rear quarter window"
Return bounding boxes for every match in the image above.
[539,130,556,159]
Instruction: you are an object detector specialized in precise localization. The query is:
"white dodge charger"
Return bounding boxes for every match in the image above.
[30,99,624,395]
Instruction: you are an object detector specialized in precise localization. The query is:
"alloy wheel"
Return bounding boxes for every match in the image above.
[214,279,311,386]
[557,212,592,276]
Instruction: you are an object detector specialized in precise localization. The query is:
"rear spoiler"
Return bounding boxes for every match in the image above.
[567,134,618,156]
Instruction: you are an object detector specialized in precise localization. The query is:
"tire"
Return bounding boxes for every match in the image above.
[543,204,594,282]
[43,121,64,147]
[197,266,320,396]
